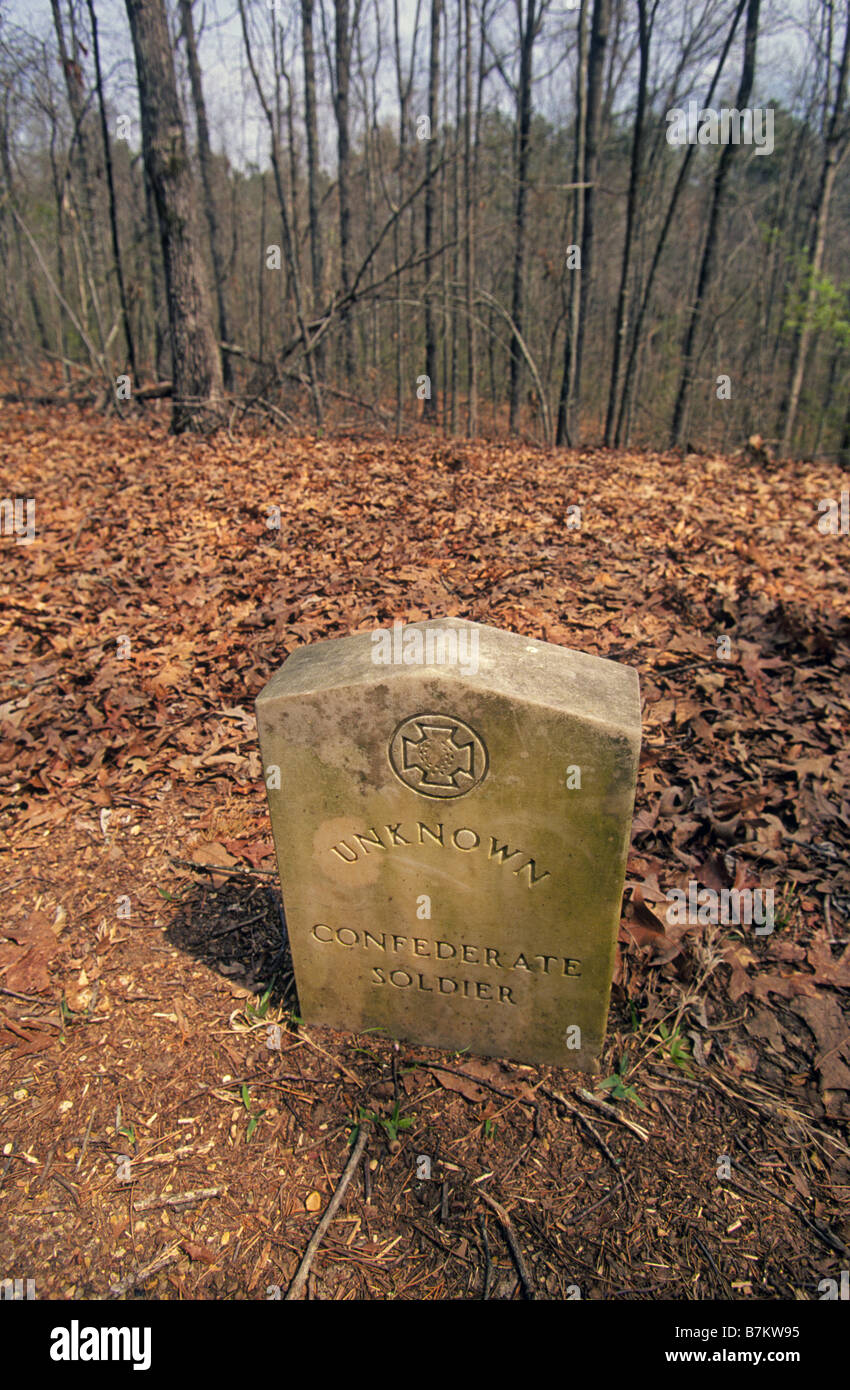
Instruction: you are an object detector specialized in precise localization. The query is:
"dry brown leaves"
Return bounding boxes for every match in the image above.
[1,403,848,1113]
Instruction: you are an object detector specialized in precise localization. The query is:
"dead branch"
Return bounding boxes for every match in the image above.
[285,1120,371,1300]
[575,1087,650,1141]
[478,1191,536,1299]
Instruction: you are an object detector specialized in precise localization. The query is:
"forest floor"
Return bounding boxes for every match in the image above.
[1,398,848,1301]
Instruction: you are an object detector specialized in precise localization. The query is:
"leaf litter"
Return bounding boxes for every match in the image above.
[0,402,847,1299]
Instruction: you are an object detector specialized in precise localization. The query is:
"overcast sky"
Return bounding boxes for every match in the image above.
[5,0,815,173]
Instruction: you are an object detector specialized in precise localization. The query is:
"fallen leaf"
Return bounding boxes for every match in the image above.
[191,842,238,888]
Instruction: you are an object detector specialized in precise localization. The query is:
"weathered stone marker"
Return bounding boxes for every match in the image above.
[256,618,640,1070]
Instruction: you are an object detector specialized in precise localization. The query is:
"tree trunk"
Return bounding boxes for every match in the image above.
[50,0,102,338]
[179,0,232,389]
[423,0,441,420]
[839,381,850,468]
[142,156,169,381]
[334,0,355,380]
[779,5,850,457]
[604,0,650,445]
[616,0,748,445]
[508,0,538,433]
[463,0,477,436]
[556,0,587,446]
[238,0,323,428]
[301,0,325,374]
[572,0,609,446]
[125,0,224,431]
[450,3,460,434]
[670,0,761,448]
[88,0,138,385]
[392,0,419,435]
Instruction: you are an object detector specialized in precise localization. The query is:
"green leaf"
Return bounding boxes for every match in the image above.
[157,884,188,906]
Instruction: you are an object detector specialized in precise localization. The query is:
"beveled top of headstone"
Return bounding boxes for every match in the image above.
[256,618,641,1070]
[257,617,639,731]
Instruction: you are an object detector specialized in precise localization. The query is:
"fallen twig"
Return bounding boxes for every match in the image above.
[692,1232,730,1294]
[562,1175,627,1227]
[542,1086,622,1169]
[133,1187,222,1213]
[169,855,277,879]
[285,1122,371,1300]
[575,1087,650,1141]
[726,1170,848,1257]
[478,1191,536,1299]
[477,1215,492,1300]
[418,1060,541,1110]
[109,1244,182,1297]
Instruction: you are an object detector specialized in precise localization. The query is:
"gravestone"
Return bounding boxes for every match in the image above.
[256,618,640,1070]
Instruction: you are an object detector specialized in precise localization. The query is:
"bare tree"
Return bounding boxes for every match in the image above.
[604,0,655,445]
[125,0,224,431]
[463,0,477,435]
[391,0,422,433]
[509,0,544,433]
[301,0,325,370]
[556,0,588,446]
[178,0,232,388]
[238,0,323,427]
[779,0,850,457]
[334,0,356,380]
[572,0,609,446]
[87,0,138,385]
[423,0,441,420]
[615,0,749,446]
[670,0,761,447]
[49,0,104,347]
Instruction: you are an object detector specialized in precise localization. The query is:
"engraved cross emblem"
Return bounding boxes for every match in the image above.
[404,723,473,788]
[389,714,488,799]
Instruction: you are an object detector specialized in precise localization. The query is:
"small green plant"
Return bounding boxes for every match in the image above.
[381,1100,414,1144]
[658,1021,694,1077]
[598,1056,646,1109]
[246,978,276,1021]
[115,1103,137,1150]
[241,1083,264,1140]
[349,1105,375,1145]
[156,883,191,903]
[59,994,93,1034]
[769,884,797,934]
[483,1117,496,1140]
[349,1101,414,1146]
